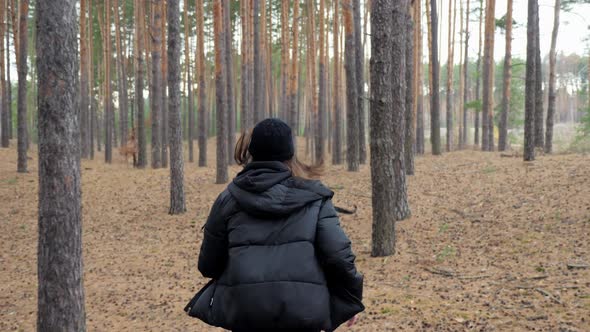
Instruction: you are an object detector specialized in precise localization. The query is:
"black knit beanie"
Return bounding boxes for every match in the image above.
[248,118,295,162]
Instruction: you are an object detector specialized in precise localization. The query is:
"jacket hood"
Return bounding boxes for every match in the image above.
[228,161,333,217]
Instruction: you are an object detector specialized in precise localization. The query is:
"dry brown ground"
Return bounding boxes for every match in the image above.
[1,140,589,332]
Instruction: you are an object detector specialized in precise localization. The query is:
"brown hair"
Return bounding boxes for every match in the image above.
[234,130,324,179]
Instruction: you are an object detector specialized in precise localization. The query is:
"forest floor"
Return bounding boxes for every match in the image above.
[1,139,589,332]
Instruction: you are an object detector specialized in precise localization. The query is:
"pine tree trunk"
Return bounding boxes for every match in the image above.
[104,0,113,163]
[474,0,483,146]
[16,0,28,172]
[353,0,366,164]
[0,0,8,148]
[405,2,415,175]
[115,0,128,149]
[167,0,186,214]
[80,0,90,157]
[280,0,289,120]
[224,0,235,163]
[545,0,560,153]
[446,0,457,152]
[332,0,342,165]
[524,0,537,161]
[370,0,411,258]
[416,0,425,155]
[197,0,207,166]
[429,0,441,155]
[288,0,299,133]
[498,0,513,151]
[136,0,147,168]
[343,0,359,171]
[481,0,496,151]
[161,0,169,167]
[184,1,193,162]
[317,0,326,163]
[253,0,264,123]
[6,0,12,141]
[214,0,228,183]
[37,0,86,329]
[461,0,470,149]
[150,0,163,168]
[534,12,544,149]
[89,0,95,159]
[241,0,250,131]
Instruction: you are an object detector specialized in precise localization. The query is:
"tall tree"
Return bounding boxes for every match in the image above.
[224,0,235,163]
[481,0,496,151]
[36,0,86,329]
[317,0,326,163]
[288,0,300,132]
[534,7,544,148]
[344,0,359,170]
[89,0,95,159]
[279,0,289,119]
[332,0,342,164]
[214,0,228,184]
[306,0,319,162]
[405,2,415,175]
[461,0,470,148]
[16,0,28,172]
[6,0,12,141]
[241,0,251,130]
[498,0,513,151]
[429,0,442,155]
[103,0,113,163]
[196,0,207,166]
[80,0,90,157]
[136,0,147,168]
[253,0,264,123]
[446,0,457,152]
[474,0,483,145]
[151,0,163,168]
[416,0,425,155]
[524,0,538,161]
[115,0,129,149]
[0,0,8,148]
[185,0,194,162]
[161,0,169,167]
[545,0,561,153]
[167,0,186,214]
[353,0,366,164]
[370,0,411,257]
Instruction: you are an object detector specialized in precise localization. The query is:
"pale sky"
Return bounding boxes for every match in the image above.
[433,0,590,64]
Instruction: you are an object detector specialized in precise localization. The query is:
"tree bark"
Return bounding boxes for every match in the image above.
[80,0,90,157]
[0,0,8,148]
[253,0,265,123]
[474,0,483,146]
[223,0,235,164]
[103,0,114,163]
[214,0,228,184]
[241,0,250,131]
[545,0,561,153]
[280,0,289,120]
[429,0,441,155]
[498,0,513,151]
[446,0,457,152]
[115,0,129,149]
[461,0,470,149]
[524,0,537,161]
[288,0,300,133]
[196,0,207,166]
[344,0,359,171]
[89,0,95,159]
[481,0,496,151]
[317,0,326,163]
[150,0,163,168]
[136,0,147,168]
[370,0,411,257]
[184,1,193,163]
[405,3,415,175]
[534,9,544,149]
[167,0,186,214]
[16,0,28,172]
[416,0,425,155]
[332,0,342,164]
[353,0,366,164]
[5,0,12,140]
[36,0,86,329]
[160,0,169,167]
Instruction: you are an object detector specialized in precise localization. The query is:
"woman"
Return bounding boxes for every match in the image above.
[185,119,364,331]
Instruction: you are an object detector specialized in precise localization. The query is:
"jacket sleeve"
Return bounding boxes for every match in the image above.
[316,199,363,297]
[198,191,232,279]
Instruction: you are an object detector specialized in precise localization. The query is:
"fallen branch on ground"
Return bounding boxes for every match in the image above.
[535,288,563,305]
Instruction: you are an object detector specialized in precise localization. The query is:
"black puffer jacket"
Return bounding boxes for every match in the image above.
[187,161,364,331]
